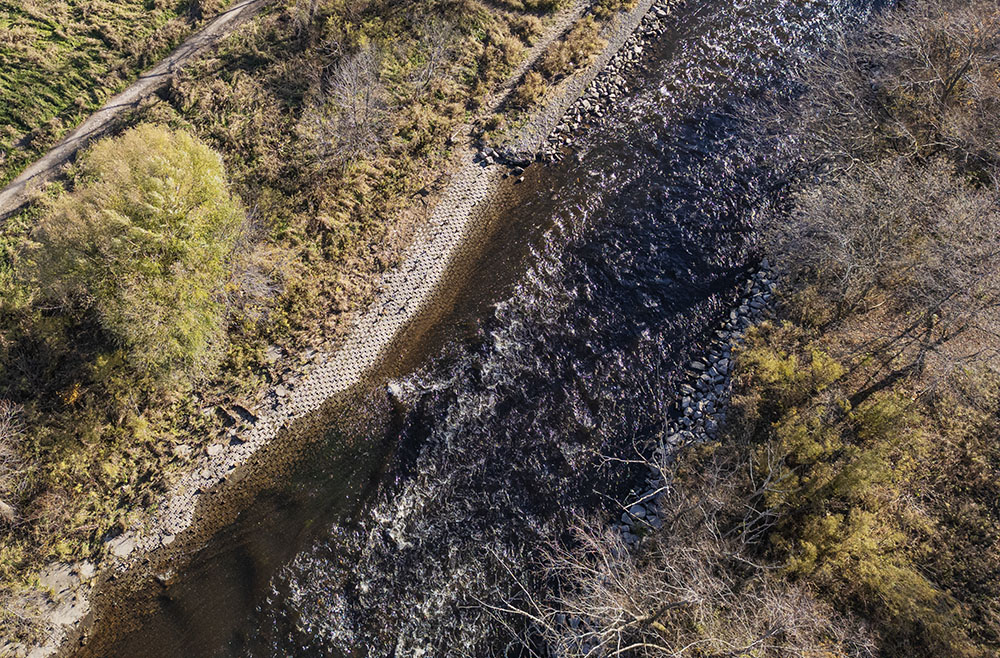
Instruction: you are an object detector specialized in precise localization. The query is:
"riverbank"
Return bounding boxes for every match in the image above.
[0,4,594,609]
[0,0,245,196]
[0,0,687,653]
[0,0,582,649]
[531,1,1000,655]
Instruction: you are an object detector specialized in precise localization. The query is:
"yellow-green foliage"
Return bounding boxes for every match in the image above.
[154,0,543,330]
[730,325,984,655]
[736,322,843,411]
[538,17,604,80]
[26,125,243,384]
[538,2,1000,656]
[742,5,1000,652]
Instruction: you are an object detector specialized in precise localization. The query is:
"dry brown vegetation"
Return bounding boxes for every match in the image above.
[787,0,1000,181]
[747,7,1000,649]
[529,455,876,657]
[0,400,25,525]
[298,42,392,170]
[773,0,1000,387]
[539,16,605,80]
[591,0,637,20]
[512,70,547,108]
[509,15,605,113]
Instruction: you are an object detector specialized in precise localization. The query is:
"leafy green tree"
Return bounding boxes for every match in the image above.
[26,124,244,385]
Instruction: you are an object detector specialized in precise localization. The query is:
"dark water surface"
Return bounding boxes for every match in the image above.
[89,0,877,655]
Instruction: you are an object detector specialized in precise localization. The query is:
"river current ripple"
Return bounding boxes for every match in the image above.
[254,0,876,654]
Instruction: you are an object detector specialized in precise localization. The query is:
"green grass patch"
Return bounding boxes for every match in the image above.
[0,0,232,186]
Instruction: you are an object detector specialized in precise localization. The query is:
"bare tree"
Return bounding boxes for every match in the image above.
[785,0,1000,177]
[532,521,872,658]
[752,0,1000,400]
[768,155,1000,389]
[491,444,873,658]
[410,17,457,94]
[289,0,323,36]
[0,400,25,525]
[299,43,391,169]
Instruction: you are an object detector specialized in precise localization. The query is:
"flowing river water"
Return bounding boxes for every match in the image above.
[82,0,879,655]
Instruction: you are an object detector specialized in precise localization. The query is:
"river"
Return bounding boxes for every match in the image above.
[83,0,877,655]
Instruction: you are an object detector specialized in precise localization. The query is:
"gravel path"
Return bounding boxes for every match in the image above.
[0,0,272,223]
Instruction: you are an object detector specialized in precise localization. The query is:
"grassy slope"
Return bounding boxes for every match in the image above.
[0,0,231,186]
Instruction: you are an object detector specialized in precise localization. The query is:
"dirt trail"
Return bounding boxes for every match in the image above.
[0,0,271,223]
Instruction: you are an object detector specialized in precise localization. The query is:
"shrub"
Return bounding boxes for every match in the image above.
[509,15,544,42]
[299,43,391,170]
[538,17,604,80]
[766,154,1000,388]
[188,0,228,21]
[532,1,1000,656]
[511,70,546,108]
[522,0,563,12]
[758,0,1000,397]
[734,322,844,414]
[592,0,637,20]
[532,457,876,658]
[786,0,1000,180]
[772,159,1000,324]
[729,325,979,655]
[25,125,244,385]
[493,0,563,13]
[0,400,25,525]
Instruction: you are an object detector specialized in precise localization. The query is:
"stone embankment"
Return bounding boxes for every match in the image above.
[93,0,686,582]
[477,0,683,173]
[475,0,683,170]
[541,2,679,160]
[622,263,775,537]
